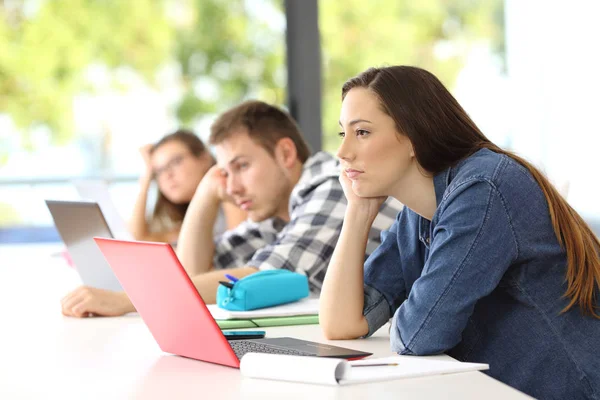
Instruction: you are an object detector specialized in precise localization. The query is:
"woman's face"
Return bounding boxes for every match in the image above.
[337,87,415,198]
[151,140,212,204]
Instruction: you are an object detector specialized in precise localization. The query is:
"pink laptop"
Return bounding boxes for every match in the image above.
[93,238,372,368]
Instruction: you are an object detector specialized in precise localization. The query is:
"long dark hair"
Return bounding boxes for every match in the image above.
[149,129,213,231]
[342,66,600,318]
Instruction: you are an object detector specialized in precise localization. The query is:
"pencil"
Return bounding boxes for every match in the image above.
[352,363,399,368]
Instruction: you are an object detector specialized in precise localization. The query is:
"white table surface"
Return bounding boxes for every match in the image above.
[0,244,532,399]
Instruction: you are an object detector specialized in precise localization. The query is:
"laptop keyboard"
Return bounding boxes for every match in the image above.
[229,340,314,360]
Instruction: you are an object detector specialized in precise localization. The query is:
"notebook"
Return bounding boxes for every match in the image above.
[216,315,320,330]
[240,353,489,386]
[209,296,319,330]
[207,298,319,320]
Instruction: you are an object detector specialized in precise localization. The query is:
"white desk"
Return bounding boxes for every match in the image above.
[0,244,531,399]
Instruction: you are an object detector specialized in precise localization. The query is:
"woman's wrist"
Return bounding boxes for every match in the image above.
[342,206,378,238]
[345,204,380,225]
[139,171,153,185]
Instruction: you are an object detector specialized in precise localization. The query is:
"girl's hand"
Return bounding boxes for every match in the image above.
[139,144,154,176]
[339,171,387,221]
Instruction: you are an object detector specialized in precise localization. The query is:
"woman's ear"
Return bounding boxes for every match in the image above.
[275,138,298,168]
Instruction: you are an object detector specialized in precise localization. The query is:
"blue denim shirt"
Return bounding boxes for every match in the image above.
[362,149,600,399]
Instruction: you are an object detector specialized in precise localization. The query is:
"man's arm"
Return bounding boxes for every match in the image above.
[246,177,348,290]
[177,166,227,276]
[190,266,257,304]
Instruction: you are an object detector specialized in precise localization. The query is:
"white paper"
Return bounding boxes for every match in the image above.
[342,356,489,385]
[207,298,319,320]
[240,353,489,386]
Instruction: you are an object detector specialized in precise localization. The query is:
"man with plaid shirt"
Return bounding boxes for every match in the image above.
[61,100,401,317]
[212,151,399,292]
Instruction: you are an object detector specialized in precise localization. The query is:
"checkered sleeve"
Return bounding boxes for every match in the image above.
[246,176,347,291]
[212,218,281,270]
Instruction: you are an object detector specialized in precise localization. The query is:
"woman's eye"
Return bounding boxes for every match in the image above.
[338,131,345,138]
[356,129,369,136]
[239,162,249,169]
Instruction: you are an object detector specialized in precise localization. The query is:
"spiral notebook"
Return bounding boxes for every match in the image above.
[240,353,489,386]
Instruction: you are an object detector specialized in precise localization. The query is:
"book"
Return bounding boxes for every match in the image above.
[207,298,319,320]
[240,353,489,386]
[216,315,320,330]
[251,314,319,327]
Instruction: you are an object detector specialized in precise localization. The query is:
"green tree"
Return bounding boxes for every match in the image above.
[172,0,285,124]
[0,0,285,150]
[0,0,503,155]
[319,0,504,151]
[0,0,174,149]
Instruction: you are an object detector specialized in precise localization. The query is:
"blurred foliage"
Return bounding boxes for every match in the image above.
[0,0,173,148]
[173,0,285,123]
[319,0,505,151]
[0,0,285,149]
[0,0,503,154]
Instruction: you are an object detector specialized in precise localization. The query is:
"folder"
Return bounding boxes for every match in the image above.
[211,298,320,330]
[217,315,319,330]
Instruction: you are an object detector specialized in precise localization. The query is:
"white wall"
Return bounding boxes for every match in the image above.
[505,0,600,218]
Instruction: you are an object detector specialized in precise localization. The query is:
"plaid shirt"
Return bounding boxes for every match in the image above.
[213,151,402,291]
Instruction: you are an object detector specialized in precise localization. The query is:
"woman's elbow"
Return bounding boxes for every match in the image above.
[391,339,449,356]
[321,326,355,340]
[320,318,368,340]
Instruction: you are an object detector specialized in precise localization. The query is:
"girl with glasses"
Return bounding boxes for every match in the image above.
[130,130,246,243]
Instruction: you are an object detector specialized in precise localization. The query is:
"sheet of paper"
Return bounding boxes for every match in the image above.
[342,356,489,385]
[207,298,319,320]
[239,353,489,386]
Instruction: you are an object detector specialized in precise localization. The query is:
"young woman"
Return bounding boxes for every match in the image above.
[129,129,246,242]
[320,66,600,399]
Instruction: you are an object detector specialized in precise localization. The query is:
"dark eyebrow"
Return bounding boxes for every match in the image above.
[338,119,373,127]
[227,155,247,166]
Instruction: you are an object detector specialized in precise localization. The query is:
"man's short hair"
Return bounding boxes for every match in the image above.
[209,100,311,163]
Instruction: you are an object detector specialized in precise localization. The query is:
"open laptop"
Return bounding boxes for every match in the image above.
[93,237,372,368]
[45,200,122,291]
[73,180,133,240]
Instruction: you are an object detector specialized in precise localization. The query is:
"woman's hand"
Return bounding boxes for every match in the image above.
[339,171,387,221]
[139,144,154,178]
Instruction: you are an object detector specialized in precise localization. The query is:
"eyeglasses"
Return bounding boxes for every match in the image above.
[153,153,188,179]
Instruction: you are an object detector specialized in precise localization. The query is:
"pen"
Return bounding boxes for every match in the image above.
[218,281,234,289]
[352,363,399,368]
[224,274,239,283]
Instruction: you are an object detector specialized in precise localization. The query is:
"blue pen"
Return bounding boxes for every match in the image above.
[225,274,239,283]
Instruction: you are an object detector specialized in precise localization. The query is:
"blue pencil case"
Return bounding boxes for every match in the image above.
[216,269,309,311]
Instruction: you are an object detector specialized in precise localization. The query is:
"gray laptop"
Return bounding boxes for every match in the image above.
[45,200,122,291]
[72,180,133,240]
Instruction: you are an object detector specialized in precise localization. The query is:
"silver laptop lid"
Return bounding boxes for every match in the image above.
[45,200,122,291]
[72,180,133,241]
